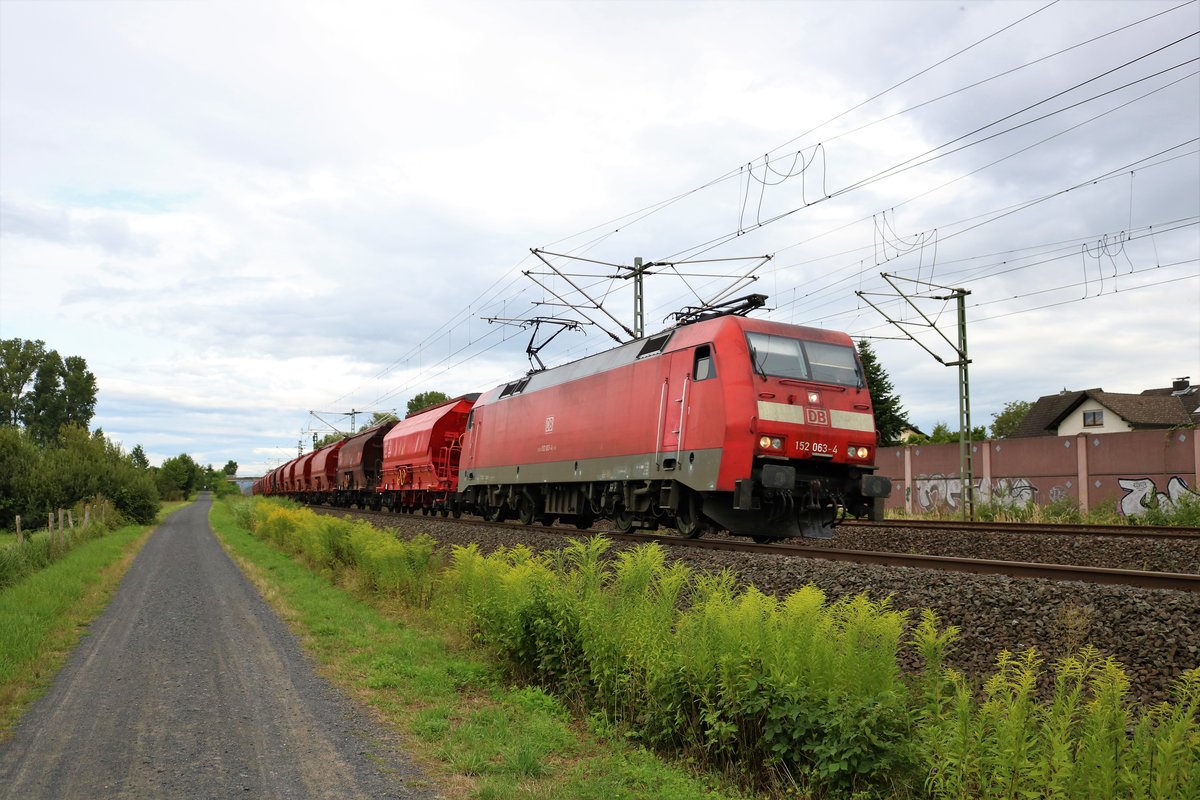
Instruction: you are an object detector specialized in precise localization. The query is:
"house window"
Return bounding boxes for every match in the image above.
[1083,410,1104,427]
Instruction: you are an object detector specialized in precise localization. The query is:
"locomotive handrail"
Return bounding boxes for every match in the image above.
[675,375,690,467]
[655,379,668,470]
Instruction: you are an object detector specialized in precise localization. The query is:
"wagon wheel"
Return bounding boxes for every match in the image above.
[674,491,703,538]
[612,504,634,533]
[517,495,535,526]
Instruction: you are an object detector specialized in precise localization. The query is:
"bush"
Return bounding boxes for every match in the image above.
[0,425,160,527]
[241,498,1199,799]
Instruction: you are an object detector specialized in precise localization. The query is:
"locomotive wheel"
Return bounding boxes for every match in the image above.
[517,495,535,526]
[675,492,703,538]
[612,505,634,533]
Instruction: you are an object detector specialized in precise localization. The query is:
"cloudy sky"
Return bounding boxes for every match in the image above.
[2,0,1197,475]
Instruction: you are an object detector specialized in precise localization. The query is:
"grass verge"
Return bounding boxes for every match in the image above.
[209,500,744,800]
[0,501,187,738]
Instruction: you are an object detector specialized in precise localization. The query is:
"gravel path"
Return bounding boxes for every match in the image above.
[0,495,433,800]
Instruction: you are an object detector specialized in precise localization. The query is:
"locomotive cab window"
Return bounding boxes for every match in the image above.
[746,332,863,388]
[466,409,475,430]
[806,340,862,386]
[693,345,715,381]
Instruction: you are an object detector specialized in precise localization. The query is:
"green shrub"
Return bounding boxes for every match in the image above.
[241,498,1200,799]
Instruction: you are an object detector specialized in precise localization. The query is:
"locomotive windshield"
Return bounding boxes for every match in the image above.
[746,332,863,387]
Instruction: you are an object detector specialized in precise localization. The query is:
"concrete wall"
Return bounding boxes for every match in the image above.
[876,428,1200,517]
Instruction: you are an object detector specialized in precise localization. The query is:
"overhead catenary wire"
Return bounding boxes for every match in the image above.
[306,4,1198,444]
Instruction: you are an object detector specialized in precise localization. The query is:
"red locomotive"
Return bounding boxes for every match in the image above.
[256,308,890,539]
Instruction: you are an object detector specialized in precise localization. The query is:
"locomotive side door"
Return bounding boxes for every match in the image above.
[657,350,693,471]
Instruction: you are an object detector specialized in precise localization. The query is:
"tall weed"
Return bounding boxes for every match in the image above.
[240,498,1199,799]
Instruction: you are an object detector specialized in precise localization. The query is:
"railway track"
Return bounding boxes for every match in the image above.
[312,505,1199,592]
[845,517,1200,539]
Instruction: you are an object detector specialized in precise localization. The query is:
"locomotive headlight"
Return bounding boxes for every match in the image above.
[850,446,871,459]
[759,436,772,449]
[758,436,785,451]
[807,391,820,404]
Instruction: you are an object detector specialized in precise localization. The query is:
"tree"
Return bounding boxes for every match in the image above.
[407,391,451,417]
[367,411,399,427]
[25,350,67,443]
[61,355,98,428]
[0,339,97,440]
[157,453,202,499]
[0,338,47,426]
[314,432,344,449]
[910,421,988,445]
[990,400,1033,439]
[130,444,150,469]
[222,459,238,475]
[856,340,911,446]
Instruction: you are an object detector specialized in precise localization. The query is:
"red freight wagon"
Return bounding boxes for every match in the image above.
[377,394,478,515]
[307,439,345,503]
[295,450,318,495]
[458,313,890,539]
[282,458,301,494]
[336,422,396,508]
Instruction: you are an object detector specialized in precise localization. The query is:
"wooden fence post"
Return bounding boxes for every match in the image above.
[15,516,22,546]
[58,509,64,546]
[48,512,54,541]
[68,510,75,529]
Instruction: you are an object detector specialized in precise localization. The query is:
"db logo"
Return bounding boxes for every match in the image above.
[545,415,555,433]
[806,408,829,425]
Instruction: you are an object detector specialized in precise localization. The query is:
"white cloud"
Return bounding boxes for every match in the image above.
[1,0,1196,475]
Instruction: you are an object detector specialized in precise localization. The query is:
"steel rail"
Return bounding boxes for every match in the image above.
[307,505,1199,592]
[843,518,1200,539]
[586,530,1200,592]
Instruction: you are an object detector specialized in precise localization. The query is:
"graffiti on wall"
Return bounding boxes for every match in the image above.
[1117,476,1200,517]
[914,475,1045,511]
[914,473,1200,515]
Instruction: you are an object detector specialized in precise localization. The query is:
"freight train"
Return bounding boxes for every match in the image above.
[255,308,891,540]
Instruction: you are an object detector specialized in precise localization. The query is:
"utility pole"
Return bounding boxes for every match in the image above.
[934,286,974,522]
[857,275,974,521]
[632,256,647,339]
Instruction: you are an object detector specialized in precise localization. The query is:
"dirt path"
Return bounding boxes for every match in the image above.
[0,494,434,799]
